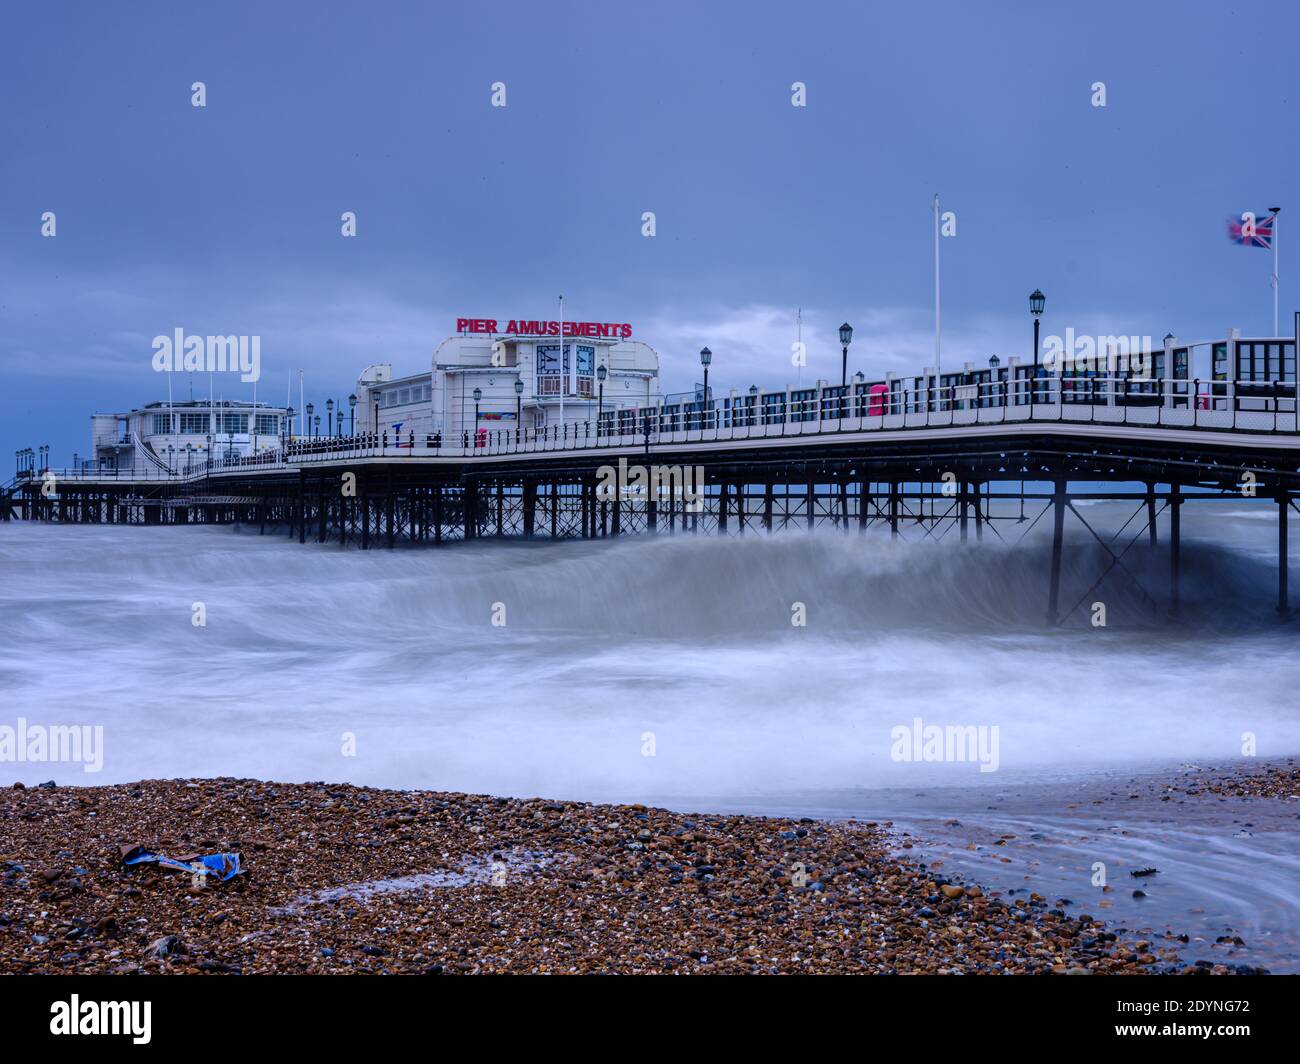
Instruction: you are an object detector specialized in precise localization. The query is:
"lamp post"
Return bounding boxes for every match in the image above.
[326,398,334,436]
[1029,289,1046,404]
[313,415,320,438]
[284,406,294,449]
[348,393,357,435]
[205,434,212,472]
[514,377,523,442]
[373,393,380,443]
[596,364,607,434]
[305,402,313,437]
[839,322,854,387]
[699,347,712,429]
[989,354,1001,407]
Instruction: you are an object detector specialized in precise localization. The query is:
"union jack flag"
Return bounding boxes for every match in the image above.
[1228,211,1275,248]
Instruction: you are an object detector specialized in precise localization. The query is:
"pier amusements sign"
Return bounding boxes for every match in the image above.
[457,317,633,340]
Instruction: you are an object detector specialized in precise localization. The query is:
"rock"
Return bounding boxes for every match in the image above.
[940,884,964,899]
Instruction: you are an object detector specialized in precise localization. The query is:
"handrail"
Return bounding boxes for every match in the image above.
[26,376,1300,484]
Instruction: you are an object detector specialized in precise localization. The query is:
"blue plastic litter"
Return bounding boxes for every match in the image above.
[120,845,244,881]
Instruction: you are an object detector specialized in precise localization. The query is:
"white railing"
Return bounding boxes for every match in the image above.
[22,376,1300,485]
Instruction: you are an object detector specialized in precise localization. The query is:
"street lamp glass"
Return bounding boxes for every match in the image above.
[473,387,482,402]
[348,394,357,408]
[596,364,607,382]
[989,354,1000,367]
[514,378,524,395]
[326,399,334,412]
[306,402,314,416]
[1029,289,1046,317]
[699,346,712,367]
[839,322,853,346]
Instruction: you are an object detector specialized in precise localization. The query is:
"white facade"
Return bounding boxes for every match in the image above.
[90,400,291,474]
[358,328,661,441]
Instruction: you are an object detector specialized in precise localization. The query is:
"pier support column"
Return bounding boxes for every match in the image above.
[960,481,969,543]
[1047,478,1066,625]
[805,480,815,531]
[522,480,535,537]
[361,485,370,550]
[298,471,306,545]
[386,473,396,548]
[1146,482,1158,546]
[889,482,900,539]
[719,480,729,533]
[764,483,774,532]
[1279,492,1290,616]
[497,482,505,537]
[1169,482,1181,616]
[318,480,327,543]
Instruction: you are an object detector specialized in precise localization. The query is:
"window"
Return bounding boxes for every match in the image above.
[220,413,247,434]
[254,414,278,434]
[791,389,816,422]
[151,414,172,435]
[179,413,209,434]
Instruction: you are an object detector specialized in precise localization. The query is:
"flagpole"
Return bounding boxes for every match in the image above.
[933,193,942,386]
[1270,207,1280,336]
[558,295,565,431]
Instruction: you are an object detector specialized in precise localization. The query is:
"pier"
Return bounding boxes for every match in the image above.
[9,371,1300,624]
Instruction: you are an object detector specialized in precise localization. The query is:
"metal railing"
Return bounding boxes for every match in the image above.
[23,376,1300,485]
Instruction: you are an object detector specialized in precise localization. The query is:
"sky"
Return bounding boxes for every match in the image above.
[1,0,1296,465]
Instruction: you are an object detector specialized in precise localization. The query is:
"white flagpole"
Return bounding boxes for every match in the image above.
[166,367,173,474]
[1270,207,1280,336]
[558,294,565,430]
[796,307,802,388]
[933,193,942,386]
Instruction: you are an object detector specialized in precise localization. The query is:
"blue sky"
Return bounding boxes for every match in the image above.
[1,0,1296,465]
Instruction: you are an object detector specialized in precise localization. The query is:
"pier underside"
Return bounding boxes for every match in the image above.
[12,432,1300,624]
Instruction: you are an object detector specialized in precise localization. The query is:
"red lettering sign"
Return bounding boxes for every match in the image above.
[459,318,632,339]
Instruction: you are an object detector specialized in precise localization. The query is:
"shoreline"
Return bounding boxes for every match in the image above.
[3,770,1290,974]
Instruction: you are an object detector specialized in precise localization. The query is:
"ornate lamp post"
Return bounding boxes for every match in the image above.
[473,387,482,446]
[699,347,712,428]
[514,377,523,442]
[839,322,854,387]
[1029,289,1046,404]
[596,364,607,434]
[326,398,334,436]
[348,393,357,435]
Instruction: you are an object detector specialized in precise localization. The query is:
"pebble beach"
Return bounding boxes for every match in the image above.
[3,774,1284,975]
